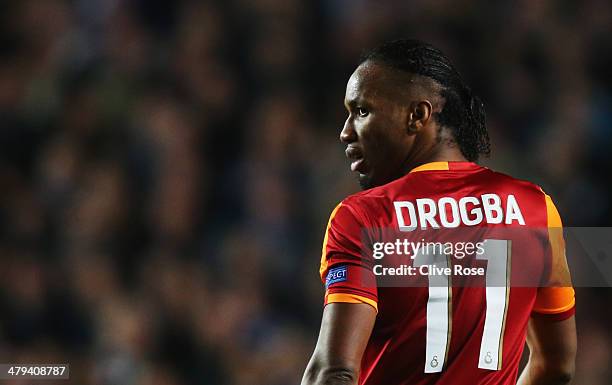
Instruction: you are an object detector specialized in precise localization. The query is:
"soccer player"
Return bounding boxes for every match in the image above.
[302,40,576,385]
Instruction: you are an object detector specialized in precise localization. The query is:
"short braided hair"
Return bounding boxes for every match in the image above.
[361,39,490,161]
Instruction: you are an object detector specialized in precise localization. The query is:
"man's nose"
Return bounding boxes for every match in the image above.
[340,119,356,143]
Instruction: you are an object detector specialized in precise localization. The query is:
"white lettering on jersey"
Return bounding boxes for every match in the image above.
[394,194,525,231]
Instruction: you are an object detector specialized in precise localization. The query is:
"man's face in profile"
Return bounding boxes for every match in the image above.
[341,61,418,189]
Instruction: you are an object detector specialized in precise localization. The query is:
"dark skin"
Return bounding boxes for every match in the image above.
[340,60,466,189]
[518,316,577,385]
[301,303,376,385]
[302,60,577,385]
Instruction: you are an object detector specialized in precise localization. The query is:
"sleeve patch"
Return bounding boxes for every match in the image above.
[325,265,348,288]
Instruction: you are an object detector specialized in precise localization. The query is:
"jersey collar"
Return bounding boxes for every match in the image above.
[409,161,481,173]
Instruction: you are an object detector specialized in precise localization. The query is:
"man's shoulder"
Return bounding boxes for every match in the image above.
[478,166,549,196]
[337,166,552,219]
[336,179,407,225]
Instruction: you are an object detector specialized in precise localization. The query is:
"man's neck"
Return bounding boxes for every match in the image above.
[402,147,468,175]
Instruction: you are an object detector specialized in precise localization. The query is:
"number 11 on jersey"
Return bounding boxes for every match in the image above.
[416,239,511,373]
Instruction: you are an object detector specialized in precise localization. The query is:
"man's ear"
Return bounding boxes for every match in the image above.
[407,101,433,133]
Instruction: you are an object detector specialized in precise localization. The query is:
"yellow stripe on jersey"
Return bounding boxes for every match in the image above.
[326,293,378,312]
[533,287,576,314]
[409,161,449,173]
[533,194,575,315]
[545,194,562,227]
[545,194,572,286]
[320,203,343,279]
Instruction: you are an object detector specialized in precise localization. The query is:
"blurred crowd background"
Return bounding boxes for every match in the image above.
[1,0,611,384]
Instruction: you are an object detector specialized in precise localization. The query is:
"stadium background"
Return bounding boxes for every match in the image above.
[1,1,611,384]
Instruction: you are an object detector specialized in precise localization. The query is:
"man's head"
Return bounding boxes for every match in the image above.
[341,39,490,189]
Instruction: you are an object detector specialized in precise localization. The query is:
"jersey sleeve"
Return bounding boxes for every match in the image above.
[531,194,575,321]
[319,200,378,312]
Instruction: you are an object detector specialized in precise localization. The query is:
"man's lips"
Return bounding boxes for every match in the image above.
[345,147,366,173]
[351,158,365,172]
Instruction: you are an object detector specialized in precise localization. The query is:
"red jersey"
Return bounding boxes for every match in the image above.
[320,161,575,385]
